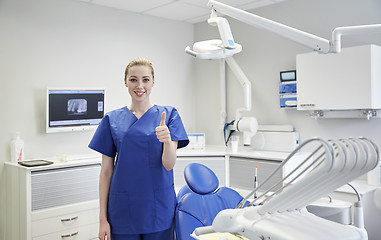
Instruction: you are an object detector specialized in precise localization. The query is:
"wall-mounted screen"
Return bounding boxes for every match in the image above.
[46,88,105,133]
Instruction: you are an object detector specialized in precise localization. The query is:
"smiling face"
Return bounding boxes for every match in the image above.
[125,65,154,105]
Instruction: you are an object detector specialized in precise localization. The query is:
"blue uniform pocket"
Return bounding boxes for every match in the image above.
[149,135,163,168]
[108,191,157,234]
[154,185,176,229]
[108,192,130,228]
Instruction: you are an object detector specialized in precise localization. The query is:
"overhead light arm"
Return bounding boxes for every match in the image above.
[332,24,381,53]
[208,0,381,53]
[208,0,330,53]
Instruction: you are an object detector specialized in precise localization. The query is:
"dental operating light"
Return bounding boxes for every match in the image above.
[185,7,257,145]
[185,15,242,59]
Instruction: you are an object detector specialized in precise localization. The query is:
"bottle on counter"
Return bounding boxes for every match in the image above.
[10,132,24,163]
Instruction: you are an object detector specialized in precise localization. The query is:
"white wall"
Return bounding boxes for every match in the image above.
[0,0,195,237]
[194,0,381,146]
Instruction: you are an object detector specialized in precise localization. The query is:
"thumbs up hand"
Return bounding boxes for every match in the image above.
[159,111,166,127]
[156,112,171,143]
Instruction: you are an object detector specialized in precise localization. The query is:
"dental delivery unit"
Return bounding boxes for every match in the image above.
[191,137,379,240]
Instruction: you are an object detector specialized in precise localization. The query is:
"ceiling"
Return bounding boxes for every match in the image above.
[78,0,286,23]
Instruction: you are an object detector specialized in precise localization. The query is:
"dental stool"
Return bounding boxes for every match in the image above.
[175,163,247,240]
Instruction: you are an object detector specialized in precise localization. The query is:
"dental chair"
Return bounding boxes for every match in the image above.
[175,163,247,240]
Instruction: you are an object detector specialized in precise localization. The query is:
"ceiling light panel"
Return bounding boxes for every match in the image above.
[144,1,211,21]
[240,0,285,11]
[180,0,262,8]
[91,0,175,13]
[217,0,263,7]
[179,0,209,8]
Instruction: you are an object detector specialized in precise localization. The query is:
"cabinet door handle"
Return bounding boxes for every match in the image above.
[61,231,78,238]
[61,216,78,222]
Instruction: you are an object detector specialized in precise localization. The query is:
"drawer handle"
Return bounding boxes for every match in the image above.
[61,216,78,222]
[61,231,78,238]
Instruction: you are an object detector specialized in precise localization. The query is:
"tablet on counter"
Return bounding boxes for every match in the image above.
[18,160,53,167]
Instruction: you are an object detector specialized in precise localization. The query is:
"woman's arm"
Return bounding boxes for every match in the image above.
[98,154,114,240]
[156,112,178,171]
[162,140,178,170]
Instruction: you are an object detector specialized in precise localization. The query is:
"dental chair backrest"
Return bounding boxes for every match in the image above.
[175,163,247,240]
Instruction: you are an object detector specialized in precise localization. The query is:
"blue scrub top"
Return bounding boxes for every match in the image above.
[89,105,189,234]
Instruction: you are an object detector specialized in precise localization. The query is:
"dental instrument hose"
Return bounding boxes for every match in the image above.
[347,183,364,229]
[224,120,235,146]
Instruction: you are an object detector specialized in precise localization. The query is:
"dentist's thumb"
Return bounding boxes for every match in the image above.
[160,112,166,126]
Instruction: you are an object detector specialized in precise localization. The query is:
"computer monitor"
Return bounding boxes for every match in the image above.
[46,88,105,133]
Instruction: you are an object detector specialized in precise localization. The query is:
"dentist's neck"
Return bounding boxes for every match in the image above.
[128,101,153,118]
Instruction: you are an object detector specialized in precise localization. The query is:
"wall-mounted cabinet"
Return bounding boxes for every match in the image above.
[296,45,381,115]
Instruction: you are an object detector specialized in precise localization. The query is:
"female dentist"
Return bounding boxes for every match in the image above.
[89,58,189,240]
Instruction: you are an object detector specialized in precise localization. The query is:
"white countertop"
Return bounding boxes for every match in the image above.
[5,145,291,171]
[177,145,291,161]
[5,155,101,171]
[176,145,226,157]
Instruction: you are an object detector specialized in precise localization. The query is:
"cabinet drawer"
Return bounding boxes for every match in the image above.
[229,157,282,192]
[31,164,101,211]
[32,222,98,240]
[32,208,98,237]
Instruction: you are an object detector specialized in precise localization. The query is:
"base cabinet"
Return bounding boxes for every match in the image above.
[5,161,101,240]
[32,201,99,240]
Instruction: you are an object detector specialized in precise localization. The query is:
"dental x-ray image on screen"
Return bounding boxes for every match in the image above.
[68,99,88,115]
[46,88,105,133]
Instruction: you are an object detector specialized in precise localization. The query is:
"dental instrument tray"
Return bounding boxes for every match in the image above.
[18,159,53,167]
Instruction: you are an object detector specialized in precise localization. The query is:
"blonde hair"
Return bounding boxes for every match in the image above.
[124,58,154,81]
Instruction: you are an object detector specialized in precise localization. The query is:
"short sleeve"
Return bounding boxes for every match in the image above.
[168,108,189,149]
[88,115,117,158]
